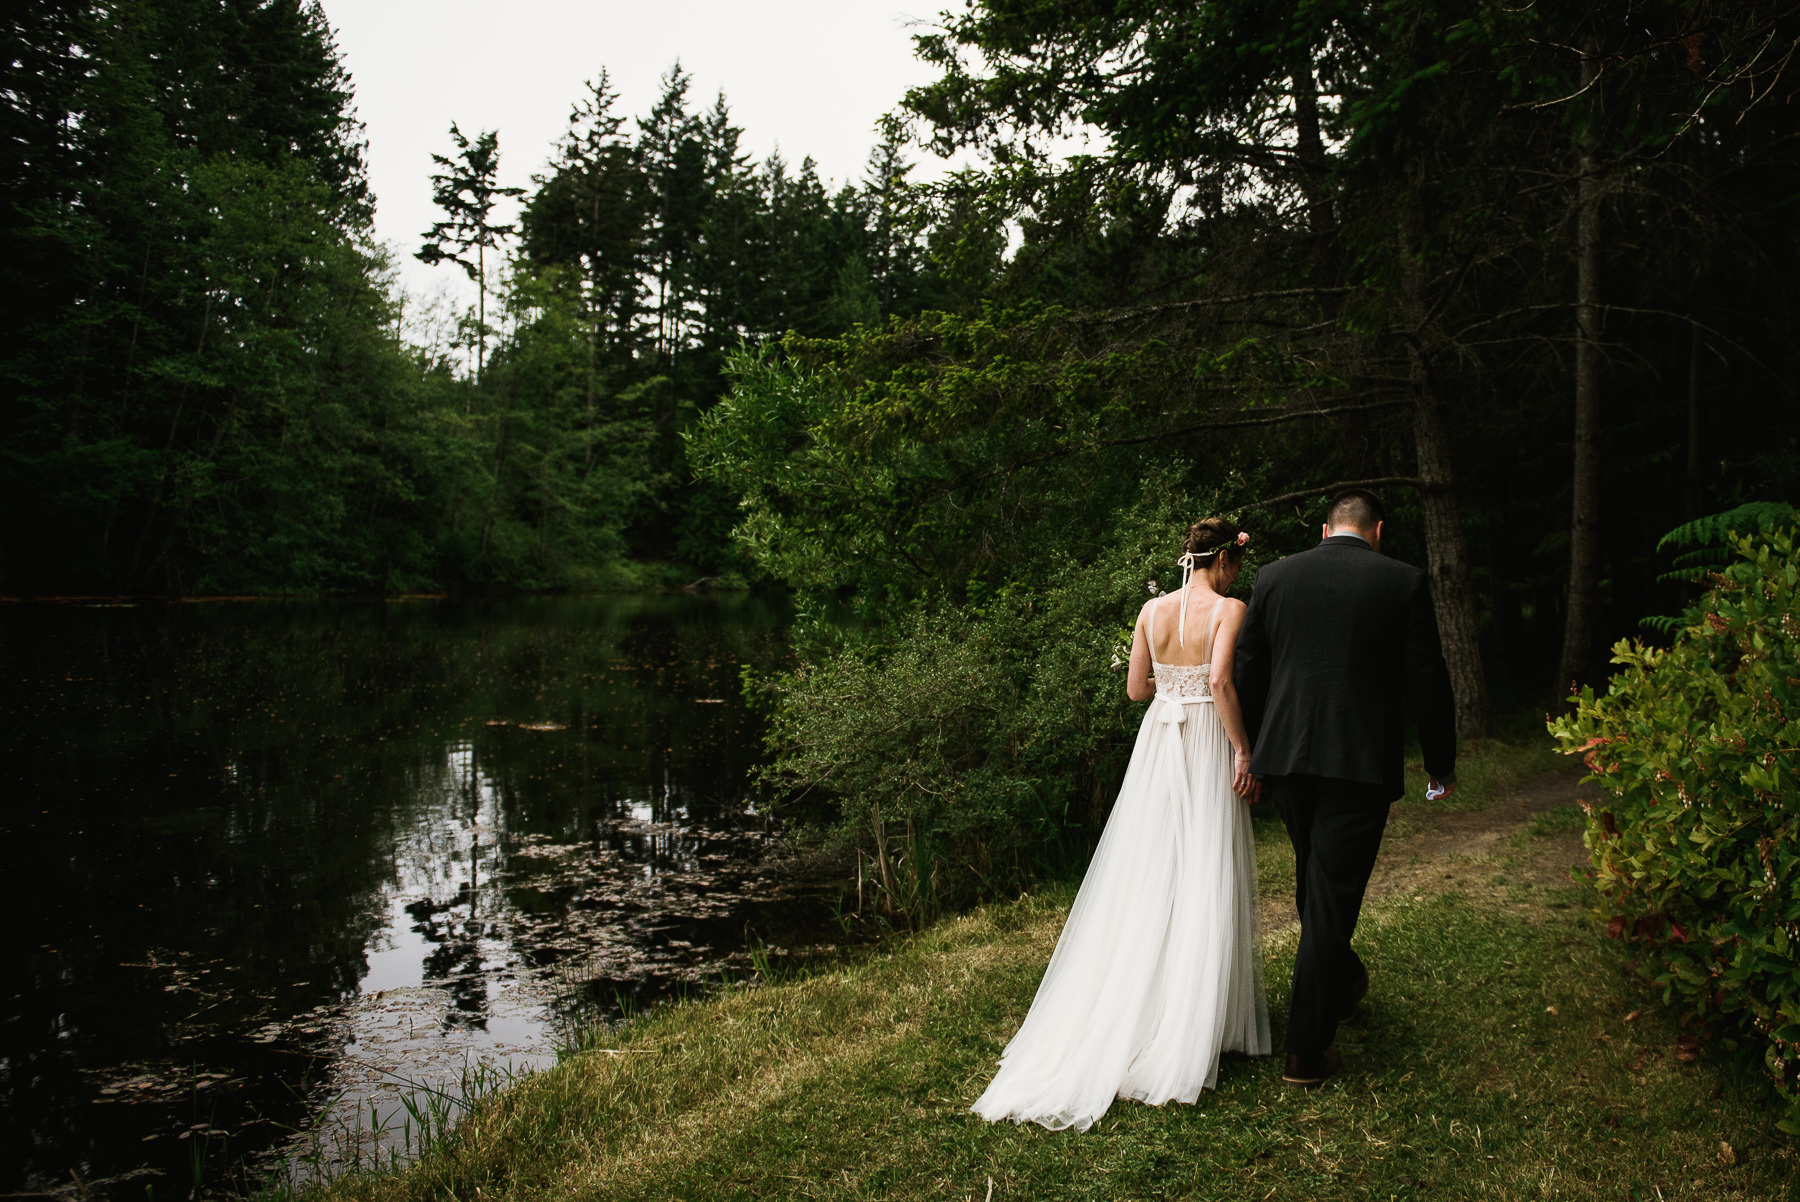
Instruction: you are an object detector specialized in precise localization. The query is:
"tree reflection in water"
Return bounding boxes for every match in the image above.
[0,595,839,1197]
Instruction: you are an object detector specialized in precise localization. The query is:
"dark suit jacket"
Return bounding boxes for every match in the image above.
[1234,535,1456,801]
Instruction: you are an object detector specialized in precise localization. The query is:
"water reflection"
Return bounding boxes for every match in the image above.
[0,595,831,1197]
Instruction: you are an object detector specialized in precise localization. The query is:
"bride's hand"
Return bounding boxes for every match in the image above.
[1232,750,1255,799]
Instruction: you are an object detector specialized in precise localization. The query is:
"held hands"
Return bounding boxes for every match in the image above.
[1232,750,1261,803]
[1426,779,1456,801]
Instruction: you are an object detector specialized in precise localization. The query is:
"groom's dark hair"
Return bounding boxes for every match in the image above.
[1325,489,1385,532]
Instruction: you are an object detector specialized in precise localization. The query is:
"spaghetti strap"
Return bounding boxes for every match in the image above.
[1150,595,1228,665]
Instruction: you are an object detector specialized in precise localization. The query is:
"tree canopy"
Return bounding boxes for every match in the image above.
[4,0,1795,706]
[1,7,951,592]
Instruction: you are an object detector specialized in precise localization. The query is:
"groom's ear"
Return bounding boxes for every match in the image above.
[1320,523,1330,543]
[1373,520,1385,549]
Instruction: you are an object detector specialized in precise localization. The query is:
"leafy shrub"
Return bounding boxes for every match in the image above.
[752,496,1244,925]
[1549,523,1800,1129]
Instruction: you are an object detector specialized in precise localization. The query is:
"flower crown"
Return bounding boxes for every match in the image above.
[1177,530,1250,567]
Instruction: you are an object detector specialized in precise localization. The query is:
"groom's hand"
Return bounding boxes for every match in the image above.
[1427,778,1456,800]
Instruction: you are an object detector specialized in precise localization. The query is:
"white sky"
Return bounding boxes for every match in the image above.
[322,0,957,309]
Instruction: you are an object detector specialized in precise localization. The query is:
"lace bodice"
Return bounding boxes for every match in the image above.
[1152,660,1212,698]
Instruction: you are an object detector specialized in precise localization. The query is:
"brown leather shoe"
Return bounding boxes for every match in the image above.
[1281,1049,1342,1090]
[1341,968,1371,1022]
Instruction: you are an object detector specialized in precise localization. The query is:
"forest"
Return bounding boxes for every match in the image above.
[1,0,963,595]
[4,0,1797,703]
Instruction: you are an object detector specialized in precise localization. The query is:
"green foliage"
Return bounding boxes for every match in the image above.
[752,495,1220,918]
[1642,502,1799,633]
[1549,525,1800,1130]
[417,122,524,385]
[8,0,1799,638]
[459,266,657,588]
[690,322,1294,620]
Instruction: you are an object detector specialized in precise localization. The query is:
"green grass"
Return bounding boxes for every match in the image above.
[1405,735,1565,815]
[305,748,1792,1201]
[1527,804,1588,838]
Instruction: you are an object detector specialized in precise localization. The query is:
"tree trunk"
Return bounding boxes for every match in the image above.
[1289,51,1339,297]
[1289,53,1333,239]
[129,292,212,584]
[1556,43,1604,698]
[1683,123,1710,521]
[1685,321,1703,519]
[1411,366,1491,738]
[1397,207,1491,738]
[584,319,598,472]
[585,196,601,472]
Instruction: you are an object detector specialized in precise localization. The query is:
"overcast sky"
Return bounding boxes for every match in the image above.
[322,0,955,307]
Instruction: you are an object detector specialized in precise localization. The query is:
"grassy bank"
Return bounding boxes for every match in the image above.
[307,746,1791,1201]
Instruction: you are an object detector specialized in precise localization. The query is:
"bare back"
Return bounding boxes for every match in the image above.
[1147,591,1226,667]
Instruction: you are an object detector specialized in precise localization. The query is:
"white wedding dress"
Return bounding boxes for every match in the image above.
[971,601,1270,1131]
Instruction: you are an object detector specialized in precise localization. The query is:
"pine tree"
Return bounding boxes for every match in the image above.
[690,91,757,355]
[636,66,707,363]
[861,115,922,320]
[417,124,524,387]
[521,72,649,462]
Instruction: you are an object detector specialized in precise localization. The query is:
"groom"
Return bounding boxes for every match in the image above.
[1234,489,1457,1088]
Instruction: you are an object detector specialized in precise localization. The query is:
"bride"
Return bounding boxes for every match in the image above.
[971,517,1270,1131]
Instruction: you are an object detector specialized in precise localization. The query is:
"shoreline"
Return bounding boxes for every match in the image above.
[296,745,1794,1201]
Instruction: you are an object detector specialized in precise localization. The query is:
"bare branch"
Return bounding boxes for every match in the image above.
[913,397,1415,506]
[1074,287,1363,328]
[1243,477,1424,511]
[1499,50,1607,113]
[1125,397,1414,441]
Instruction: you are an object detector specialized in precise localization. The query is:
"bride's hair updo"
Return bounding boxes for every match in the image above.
[1183,517,1246,566]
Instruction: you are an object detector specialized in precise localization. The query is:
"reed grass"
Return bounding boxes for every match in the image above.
[253,1058,521,1199]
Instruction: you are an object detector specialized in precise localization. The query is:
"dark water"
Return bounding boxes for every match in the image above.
[0,595,836,1197]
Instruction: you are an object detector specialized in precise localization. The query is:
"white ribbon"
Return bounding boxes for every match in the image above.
[1180,550,1195,647]
[1156,692,1213,725]
[1174,550,1207,648]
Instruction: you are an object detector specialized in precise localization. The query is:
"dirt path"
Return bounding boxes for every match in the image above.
[1260,765,1601,935]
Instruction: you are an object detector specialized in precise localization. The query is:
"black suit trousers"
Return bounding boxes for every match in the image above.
[1270,773,1391,1057]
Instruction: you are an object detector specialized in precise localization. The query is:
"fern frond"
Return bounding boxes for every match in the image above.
[1656,501,1796,584]
[1657,501,1797,553]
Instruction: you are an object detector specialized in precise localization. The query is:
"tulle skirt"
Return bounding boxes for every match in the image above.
[971,694,1270,1132]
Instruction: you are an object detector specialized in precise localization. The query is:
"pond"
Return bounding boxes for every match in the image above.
[0,595,842,1198]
